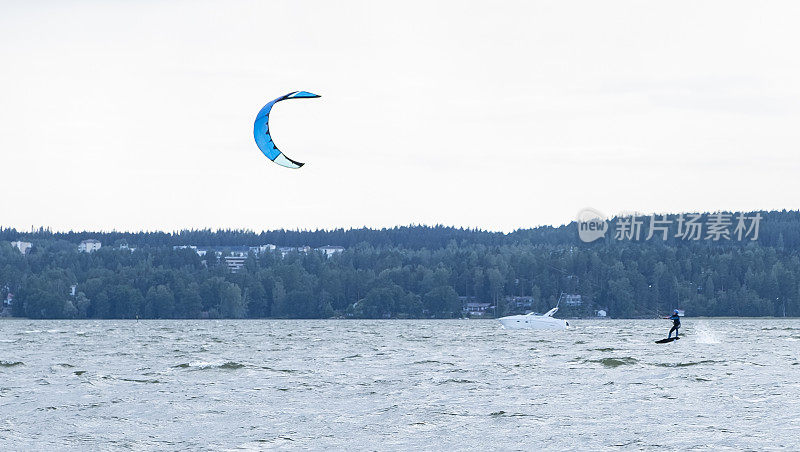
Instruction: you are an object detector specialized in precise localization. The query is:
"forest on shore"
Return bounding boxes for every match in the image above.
[1,210,799,319]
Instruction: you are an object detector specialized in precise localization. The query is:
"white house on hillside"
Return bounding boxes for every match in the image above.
[249,244,276,255]
[224,255,247,273]
[279,246,311,257]
[315,245,345,257]
[563,294,582,306]
[78,239,102,253]
[464,302,492,316]
[10,241,32,254]
[173,245,208,256]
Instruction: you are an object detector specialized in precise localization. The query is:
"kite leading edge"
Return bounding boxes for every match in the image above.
[253,91,320,169]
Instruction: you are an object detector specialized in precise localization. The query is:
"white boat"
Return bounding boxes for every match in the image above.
[498,306,569,330]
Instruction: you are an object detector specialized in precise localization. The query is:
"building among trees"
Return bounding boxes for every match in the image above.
[563,294,582,306]
[315,245,345,257]
[78,239,101,253]
[10,241,32,254]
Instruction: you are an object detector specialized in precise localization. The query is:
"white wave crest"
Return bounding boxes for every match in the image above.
[694,321,721,344]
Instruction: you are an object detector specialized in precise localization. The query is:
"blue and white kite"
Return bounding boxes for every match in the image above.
[253,91,320,169]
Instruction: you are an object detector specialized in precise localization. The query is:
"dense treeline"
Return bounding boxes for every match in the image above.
[1,210,799,319]
[3,210,798,250]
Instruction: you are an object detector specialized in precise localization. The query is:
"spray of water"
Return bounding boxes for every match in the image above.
[694,321,721,344]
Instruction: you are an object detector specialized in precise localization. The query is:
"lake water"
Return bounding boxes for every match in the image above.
[1,319,799,450]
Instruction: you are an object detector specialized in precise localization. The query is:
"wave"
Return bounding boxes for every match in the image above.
[653,360,723,367]
[0,360,24,367]
[694,321,721,344]
[118,377,161,384]
[261,366,302,374]
[173,361,246,370]
[489,411,536,417]
[100,375,162,383]
[586,357,639,368]
[438,378,475,384]
[412,360,456,366]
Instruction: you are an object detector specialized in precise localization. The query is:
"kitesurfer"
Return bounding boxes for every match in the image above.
[664,309,681,338]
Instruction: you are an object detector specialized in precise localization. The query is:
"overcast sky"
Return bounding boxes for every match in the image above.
[2,1,799,232]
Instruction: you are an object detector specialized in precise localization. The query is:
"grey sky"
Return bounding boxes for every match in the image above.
[2,1,799,232]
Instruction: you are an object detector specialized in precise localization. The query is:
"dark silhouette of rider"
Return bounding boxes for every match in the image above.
[664,309,681,338]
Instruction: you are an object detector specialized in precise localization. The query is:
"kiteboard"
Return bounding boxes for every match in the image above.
[655,337,680,344]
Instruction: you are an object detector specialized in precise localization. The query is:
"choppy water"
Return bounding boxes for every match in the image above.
[1,319,799,451]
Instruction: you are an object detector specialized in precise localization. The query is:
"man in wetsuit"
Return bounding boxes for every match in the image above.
[665,309,681,338]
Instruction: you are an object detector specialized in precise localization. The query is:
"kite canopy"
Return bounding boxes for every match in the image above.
[253,91,320,169]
